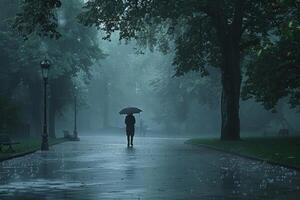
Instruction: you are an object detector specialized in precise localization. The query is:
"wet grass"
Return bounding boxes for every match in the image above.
[187,137,300,169]
[0,138,68,161]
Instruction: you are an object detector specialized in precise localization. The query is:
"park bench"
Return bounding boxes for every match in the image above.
[0,134,20,153]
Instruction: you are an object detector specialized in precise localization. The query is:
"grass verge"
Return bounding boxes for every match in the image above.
[0,137,68,161]
[186,137,300,169]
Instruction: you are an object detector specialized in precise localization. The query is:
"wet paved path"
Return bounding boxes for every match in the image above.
[0,136,300,200]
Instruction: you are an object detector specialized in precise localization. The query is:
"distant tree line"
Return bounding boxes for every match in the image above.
[0,0,104,137]
[10,0,300,140]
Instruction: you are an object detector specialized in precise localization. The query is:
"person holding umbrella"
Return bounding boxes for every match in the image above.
[119,107,142,147]
[125,113,135,147]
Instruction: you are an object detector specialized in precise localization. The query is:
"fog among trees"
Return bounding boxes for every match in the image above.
[1,0,299,139]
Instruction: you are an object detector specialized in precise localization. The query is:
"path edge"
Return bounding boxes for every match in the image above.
[185,140,300,171]
[0,138,69,162]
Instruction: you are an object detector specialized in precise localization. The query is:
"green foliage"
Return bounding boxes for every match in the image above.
[79,0,124,40]
[78,0,216,76]
[77,0,299,138]
[1,0,105,134]
[78,1,288,76]
[242,1,300,111]
[13,0,299,92]
[13,0,62,40]
[11,0,300,138]
[14,1,298,96]
[242,35,300,111]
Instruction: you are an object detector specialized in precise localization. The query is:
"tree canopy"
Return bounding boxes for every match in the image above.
[242,1,300,112]
[11,0,300,139]
[0,0,104,136]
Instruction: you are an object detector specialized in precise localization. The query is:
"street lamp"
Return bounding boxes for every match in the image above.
[73,86,80,141]
[40,59,51,151]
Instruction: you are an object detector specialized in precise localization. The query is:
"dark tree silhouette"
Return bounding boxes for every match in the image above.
[13,0,298,140]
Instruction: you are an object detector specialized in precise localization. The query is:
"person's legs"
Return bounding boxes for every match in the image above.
[130,134,134,146]
[127,135,130,147]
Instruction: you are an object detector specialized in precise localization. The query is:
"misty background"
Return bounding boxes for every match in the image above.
[1,0,299,139]
[61,34,300,137]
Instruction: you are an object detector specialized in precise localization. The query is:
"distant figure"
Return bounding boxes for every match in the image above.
[125,113,136,147]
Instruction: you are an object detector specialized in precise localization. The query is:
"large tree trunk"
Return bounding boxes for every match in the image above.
[210,1,245,140]
[220,42,241,140]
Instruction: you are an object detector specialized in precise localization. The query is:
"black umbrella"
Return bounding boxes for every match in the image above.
[119,107,142,115]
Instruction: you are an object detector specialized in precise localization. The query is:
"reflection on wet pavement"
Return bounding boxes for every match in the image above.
[0,136,299,199]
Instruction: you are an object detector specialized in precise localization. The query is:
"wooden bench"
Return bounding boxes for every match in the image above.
[0,134,20,153]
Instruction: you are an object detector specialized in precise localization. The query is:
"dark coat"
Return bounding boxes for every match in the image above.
[125,115,136,134]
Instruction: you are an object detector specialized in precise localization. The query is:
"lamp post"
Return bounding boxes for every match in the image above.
[73,86,80,141]
[40,59,51,151]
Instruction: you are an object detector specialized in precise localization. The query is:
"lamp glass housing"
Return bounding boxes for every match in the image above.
[40,59,51,79]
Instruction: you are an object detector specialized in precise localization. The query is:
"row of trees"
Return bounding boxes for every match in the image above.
[0,0,104,137]
[12,0,300,140]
